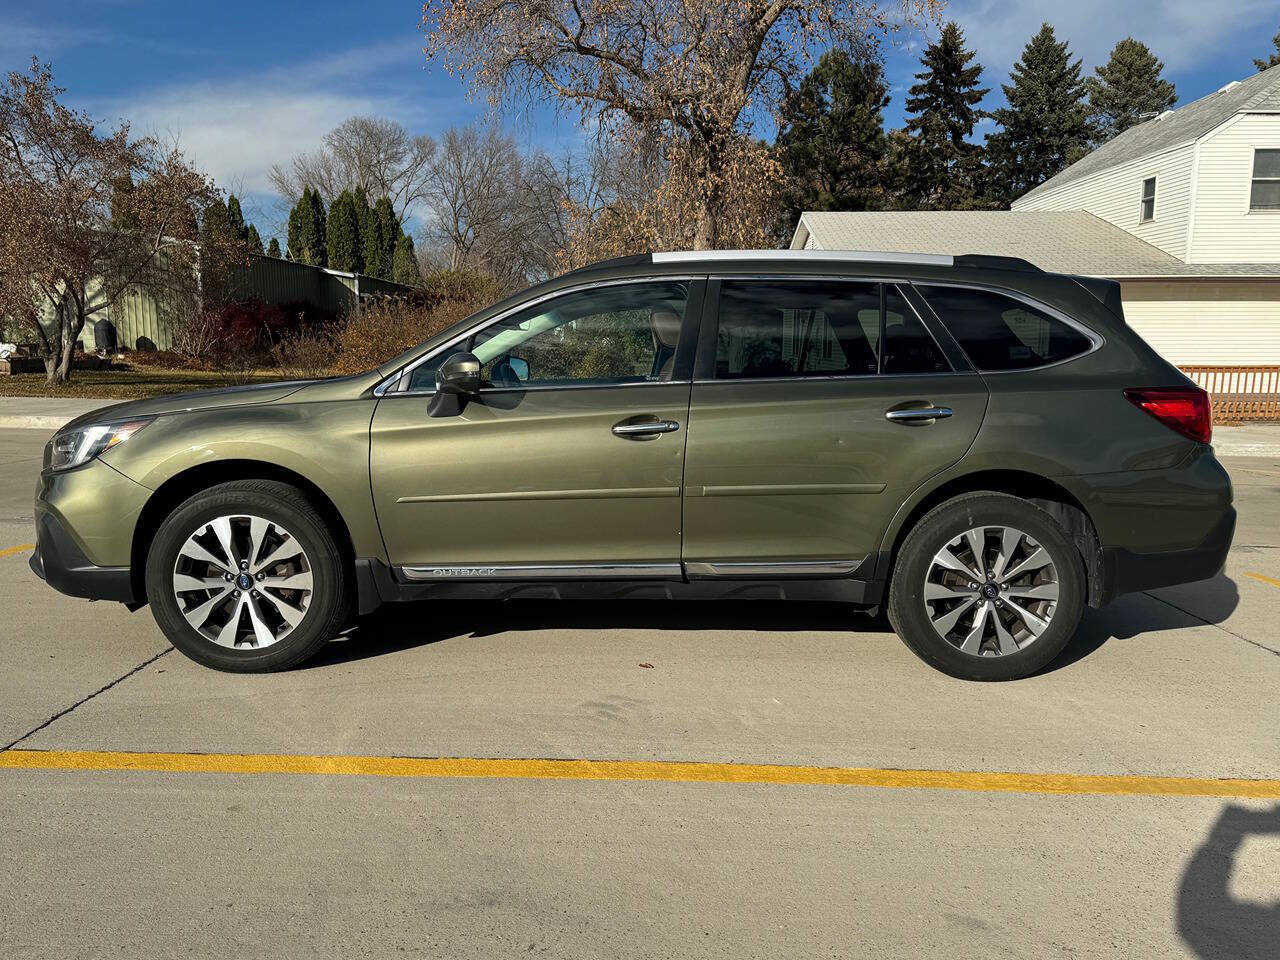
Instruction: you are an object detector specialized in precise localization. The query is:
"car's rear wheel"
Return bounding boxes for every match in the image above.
[887,492,1084,681]
[145,480,350,672]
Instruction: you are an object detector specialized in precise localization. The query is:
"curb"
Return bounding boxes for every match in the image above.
[0,415,77,431]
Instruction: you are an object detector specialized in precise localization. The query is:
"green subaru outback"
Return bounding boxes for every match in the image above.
[31,250,1234,680]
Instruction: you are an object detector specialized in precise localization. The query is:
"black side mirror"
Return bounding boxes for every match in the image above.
[428,352,481,418]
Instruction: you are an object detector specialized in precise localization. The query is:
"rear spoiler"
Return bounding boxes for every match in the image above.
[1071,276,1125,320]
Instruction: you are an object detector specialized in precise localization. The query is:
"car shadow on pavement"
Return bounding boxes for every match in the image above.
[1177,802,1280,960]
[311,575,1239,672]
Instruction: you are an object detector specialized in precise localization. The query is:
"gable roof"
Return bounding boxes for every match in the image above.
[791,210,1280,278]
[1018,64,1280,203]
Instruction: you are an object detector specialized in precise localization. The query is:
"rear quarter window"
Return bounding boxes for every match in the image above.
[916,285,1093,371]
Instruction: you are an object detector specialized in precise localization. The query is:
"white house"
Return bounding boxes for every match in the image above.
[793,63,1280,367]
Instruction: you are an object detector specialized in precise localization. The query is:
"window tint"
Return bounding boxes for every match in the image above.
[917,285,1093,371]
[1251,149,1280,211]
[882,287,949,374]
[406,281,688,390]
[713,280,881,379]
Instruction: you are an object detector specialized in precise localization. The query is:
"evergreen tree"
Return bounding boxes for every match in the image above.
[1087,39,1176,143]
[288,187,328,267]
[392,234,422,286]
[327,190,363,272]
[266,236,282,258]
[363,195,399,279]
[1256,25,1280,71]
[201,198,233,244]
[902,21,990,210]
[353,185,374,263]
[226,194,249,243]
[986,23,1093,207]
[246,223,264,256]
[775,49,891,231]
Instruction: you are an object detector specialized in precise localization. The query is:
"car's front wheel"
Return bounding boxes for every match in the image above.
[145,480,350,672]
[887,492,1085,681]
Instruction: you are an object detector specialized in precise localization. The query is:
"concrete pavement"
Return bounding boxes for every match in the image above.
[2,425,1279,958]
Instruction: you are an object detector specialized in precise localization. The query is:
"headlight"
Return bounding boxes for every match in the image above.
[49,418,152,472]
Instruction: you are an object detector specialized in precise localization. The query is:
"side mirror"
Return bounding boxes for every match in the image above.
[436,352,481,395]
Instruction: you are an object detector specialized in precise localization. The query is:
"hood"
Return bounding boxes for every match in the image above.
[59,380,313,432]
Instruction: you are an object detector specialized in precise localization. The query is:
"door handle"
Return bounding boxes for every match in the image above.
[885,406,953,424]
[612,419,681,438]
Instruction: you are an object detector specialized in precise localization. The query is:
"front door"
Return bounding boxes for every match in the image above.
[370,279,699,577]
[681,278,988,576]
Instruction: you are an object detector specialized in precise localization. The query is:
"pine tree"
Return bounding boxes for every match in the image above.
[902,21,990,210]
[353,185,373,265]
[775,48,891,231]
[1087,39,1177,143]
[201,198,233,244]
[986,23,1093,207]
[1256,25,1280,71]
[289,187,328,267]
[327,190,363,272]
[226,194,249,243]
[392,234,422,286]
[246,223,264,256]
[363,195,399,279]
[266,236,282,258]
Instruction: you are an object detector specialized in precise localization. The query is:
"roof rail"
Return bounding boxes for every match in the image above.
[652,249,953,266]
[952,254,1042,273]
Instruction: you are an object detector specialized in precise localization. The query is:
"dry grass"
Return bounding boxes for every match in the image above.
[0,367,282,399]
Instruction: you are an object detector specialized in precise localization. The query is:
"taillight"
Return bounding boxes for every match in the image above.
[1123,387,1212,444]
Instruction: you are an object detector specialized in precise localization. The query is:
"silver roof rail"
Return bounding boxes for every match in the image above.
[651,249,955,267]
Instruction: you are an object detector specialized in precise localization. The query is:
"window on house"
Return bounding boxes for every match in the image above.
[1250,149,1280,211]
[1140,177,1156,222]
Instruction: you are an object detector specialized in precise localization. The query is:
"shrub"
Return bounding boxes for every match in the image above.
[421,268,502,305]
[269,330,338,380]
[331,296,480,375]
[170,298,340,369]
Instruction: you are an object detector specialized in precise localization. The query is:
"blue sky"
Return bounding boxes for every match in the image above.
[3,0,1278,242]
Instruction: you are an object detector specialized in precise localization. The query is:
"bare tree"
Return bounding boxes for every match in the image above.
[423,0,937,249]
[0,60,228,382]
[269,116,435,225]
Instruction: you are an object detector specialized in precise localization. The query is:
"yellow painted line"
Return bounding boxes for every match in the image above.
[1,749,1278,798]
[0,543,34,559]
[1245,571,1280,589]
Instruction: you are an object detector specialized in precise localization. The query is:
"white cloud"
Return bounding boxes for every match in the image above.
[939,0,1277,79]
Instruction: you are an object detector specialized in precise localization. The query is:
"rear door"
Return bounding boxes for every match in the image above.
[681,278,988,576]
[370,279,701,577]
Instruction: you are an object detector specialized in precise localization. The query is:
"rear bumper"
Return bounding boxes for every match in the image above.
[29,509,138,604]
[1100,505,1235,602]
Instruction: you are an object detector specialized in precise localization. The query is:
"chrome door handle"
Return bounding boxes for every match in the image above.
[612,419,681,437]
[885,406,953,423]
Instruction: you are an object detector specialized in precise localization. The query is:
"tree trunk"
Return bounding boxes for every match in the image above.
[48,307,86,384]
[692,202,716,251]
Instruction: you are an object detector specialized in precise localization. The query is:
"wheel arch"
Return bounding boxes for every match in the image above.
[130,459,357,604]
[878,469,1104,607]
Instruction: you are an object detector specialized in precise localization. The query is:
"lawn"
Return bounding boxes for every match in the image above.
[0,367,284,400]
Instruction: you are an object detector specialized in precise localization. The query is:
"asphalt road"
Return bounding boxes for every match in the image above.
[1,426,1279,959]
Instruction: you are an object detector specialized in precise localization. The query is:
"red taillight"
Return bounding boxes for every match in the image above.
[1124,387,1212,444]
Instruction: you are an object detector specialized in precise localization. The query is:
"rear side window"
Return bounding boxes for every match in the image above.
[916,286,1093,371]
[712,280,949,379]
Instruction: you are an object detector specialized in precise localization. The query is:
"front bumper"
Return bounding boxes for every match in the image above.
[29,509,138,604]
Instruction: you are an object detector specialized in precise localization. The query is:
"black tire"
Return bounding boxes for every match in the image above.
[887,492,1085,681]
[146,480,350,672]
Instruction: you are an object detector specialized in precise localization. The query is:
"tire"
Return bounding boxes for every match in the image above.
[145,480,350,672]
[887,492,1084,681]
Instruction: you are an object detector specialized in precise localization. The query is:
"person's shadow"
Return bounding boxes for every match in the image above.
[1178,803,1280,959]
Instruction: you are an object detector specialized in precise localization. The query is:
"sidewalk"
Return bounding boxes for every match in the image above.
[2,394,1279,455]
[0,397,114,430]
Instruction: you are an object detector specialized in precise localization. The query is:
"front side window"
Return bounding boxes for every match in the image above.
[1140,177,1156,222]
[406,281,689,391]
[916,285,1093,371]
[1250,149,1280,211]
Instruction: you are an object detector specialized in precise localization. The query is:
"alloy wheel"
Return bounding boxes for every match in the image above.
[922,525,1059,657]
[171,514,314,649]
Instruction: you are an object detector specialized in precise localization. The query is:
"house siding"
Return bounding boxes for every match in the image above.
[1012,144,1196,260]
[1188,112,1280,263]
[1120,278,1280,364]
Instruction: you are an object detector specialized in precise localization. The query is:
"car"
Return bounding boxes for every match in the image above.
[30,249,1235,680]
